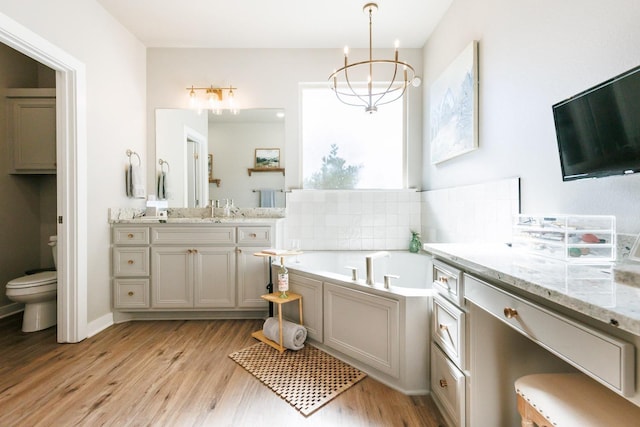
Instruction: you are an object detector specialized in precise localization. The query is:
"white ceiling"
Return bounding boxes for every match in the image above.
[96,0,453,49]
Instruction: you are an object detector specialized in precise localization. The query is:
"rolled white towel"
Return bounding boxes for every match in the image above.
[262,317,307,351]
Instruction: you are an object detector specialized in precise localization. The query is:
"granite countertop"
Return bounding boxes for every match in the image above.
[423,243,640,336]
[108,207,286,224]
[113,217,284,224]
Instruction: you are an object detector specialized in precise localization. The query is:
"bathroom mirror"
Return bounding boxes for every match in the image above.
[154,108,286,208]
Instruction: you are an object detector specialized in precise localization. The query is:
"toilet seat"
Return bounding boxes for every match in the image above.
[7,271,57,289]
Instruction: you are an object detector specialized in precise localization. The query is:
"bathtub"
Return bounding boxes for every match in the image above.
[278,250,434,395]
[284,250,431,296]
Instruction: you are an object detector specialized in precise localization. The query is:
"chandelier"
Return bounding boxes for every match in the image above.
[186,85,238,115]
[328,2,420,113]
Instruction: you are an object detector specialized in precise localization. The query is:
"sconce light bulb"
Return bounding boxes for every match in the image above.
[188,86,198,109]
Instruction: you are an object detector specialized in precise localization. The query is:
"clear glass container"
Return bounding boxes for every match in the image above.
[512,214,616,263]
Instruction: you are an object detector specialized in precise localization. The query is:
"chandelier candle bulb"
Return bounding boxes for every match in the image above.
[328,2,420,113]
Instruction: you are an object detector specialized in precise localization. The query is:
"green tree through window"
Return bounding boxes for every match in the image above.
[304,144,362,189]
[301,85,404,189]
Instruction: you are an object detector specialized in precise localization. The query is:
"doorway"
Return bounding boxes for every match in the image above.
[0,12,87,343]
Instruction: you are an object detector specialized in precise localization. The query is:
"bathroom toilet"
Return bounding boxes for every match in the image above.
[6,236,57,332]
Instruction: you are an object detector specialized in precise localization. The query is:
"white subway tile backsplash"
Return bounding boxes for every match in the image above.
[285,189,426,250]
[420,177,520,244]
[285,184,519,250]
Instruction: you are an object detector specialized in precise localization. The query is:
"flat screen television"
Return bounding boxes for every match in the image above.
[552,65,640,181]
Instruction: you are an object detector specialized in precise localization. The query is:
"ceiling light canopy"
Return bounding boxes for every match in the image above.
[328,3,420,114]
[187,85,239,115]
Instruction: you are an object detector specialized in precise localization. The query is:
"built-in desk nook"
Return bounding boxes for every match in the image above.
[423,242,640,427]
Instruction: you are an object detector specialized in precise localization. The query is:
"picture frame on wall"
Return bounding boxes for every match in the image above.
[430,40,479,164]
[255,148,280,169]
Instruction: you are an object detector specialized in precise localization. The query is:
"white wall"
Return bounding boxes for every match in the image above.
[146,48,424,194]
[422,0,640,234]
[0,0,147,323]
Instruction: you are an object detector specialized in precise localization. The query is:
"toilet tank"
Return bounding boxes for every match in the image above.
[48,235,57,268]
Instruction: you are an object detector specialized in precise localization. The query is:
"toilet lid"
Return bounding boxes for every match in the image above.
[7,271,57,288]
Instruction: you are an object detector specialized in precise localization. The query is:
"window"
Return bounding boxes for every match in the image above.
[301,85,405,189]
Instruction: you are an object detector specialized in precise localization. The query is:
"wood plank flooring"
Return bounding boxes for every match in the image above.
[0,314,446,427]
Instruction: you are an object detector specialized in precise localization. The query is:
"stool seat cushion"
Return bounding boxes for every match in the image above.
[515,373,640,426]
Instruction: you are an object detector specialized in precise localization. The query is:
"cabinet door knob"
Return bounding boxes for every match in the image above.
[128,291,134,296]
[439,379,448,388]
[127,260,134,265]
[127,233,134,239]
[193,249,198,254]
[187,249,193,254]
[439,323,448,331]
[504,307,518,319]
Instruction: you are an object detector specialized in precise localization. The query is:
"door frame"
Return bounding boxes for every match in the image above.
[0,12,87,343]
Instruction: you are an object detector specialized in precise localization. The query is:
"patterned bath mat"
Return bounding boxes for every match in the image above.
[229,342,367,416]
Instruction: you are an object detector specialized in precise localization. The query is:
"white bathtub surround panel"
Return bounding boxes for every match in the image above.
[282,250,432,394]
[421,177,520,243]
[286,190,421,251]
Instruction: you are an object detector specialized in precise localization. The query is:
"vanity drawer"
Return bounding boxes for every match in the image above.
[237,226,271,246]
[113,226,149,245]
[431,343,466,427]
[433,293,466,369]
[151,227,235,245]
[112,247,150,276]
[113,278,149,308]
[433,258,464,306]
[464,273,635,396]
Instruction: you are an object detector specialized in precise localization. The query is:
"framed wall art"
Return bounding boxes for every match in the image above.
[430,40,479,164]
[255,148,280,169]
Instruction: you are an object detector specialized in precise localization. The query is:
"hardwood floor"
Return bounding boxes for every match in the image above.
[0,314,446,427]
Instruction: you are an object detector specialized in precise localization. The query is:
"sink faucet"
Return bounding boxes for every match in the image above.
[365,251,390,285]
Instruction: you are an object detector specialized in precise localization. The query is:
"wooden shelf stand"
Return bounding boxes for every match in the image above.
[252,292,303,353]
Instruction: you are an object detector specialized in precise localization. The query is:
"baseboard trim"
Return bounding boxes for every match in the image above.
[0,302,24,319]
[87,312,114,338]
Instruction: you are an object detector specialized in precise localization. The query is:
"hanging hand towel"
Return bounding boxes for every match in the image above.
[157,171,167,200]
[262,317,307,350]
[125,164,132,197]
[130,165,145,199]
[259,189,276,208]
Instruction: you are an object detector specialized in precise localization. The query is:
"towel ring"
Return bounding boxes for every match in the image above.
[158,158,170,173]
[126,149,141,166]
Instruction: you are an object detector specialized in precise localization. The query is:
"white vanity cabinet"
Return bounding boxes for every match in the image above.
[151,227,236,309]
[236,227,272,309]
[111,222,279,314]
[151,245,236,308]
[6,88,56,173]
[426,248,638,427]
[430,258,467,427]
[112,226,151,309]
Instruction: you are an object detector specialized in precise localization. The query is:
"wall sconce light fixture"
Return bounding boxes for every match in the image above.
[186,85,239,115]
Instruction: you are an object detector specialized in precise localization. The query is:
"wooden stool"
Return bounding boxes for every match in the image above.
[515,373,640,426]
